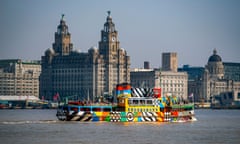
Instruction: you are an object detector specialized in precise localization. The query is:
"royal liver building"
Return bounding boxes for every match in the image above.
[40,12,130,100]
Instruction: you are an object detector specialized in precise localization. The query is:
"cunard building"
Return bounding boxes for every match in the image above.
[40,12,130,100]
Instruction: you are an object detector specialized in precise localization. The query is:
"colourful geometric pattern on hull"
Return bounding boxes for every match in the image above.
[56,105,196,122]
[56,83,197,123]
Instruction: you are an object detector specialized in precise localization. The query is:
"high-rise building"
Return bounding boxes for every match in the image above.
[162,52,178,72]
[0,59,41,97]
[40,12,130,100]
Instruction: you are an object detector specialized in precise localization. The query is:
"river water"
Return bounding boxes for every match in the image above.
[0,109,239,144]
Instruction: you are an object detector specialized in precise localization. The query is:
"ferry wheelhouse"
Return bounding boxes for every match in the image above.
[56,83,197,122]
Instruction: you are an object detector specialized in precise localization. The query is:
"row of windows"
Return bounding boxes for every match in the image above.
[70,107,112,112]
[51,67,127,74]
[52,69,97,73]
[162,88,184,92]
[212,87,240,91]
[162,76,186,79]
[162,80,185,83]
[0,78,38,80]
[128,99,154,105]
[128,108,159,112]
[162,84,184,87]
[0,83,39,87]
[0,87,38,90]
[0,91,38,94]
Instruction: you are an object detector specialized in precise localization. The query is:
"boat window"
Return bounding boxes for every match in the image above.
[116,107,124,112]
[147,100,152,105]
[133,100,138,105]
[102,108,111,112]
[92,108,101,112]
[128,100,133,105]
[70,107,78,111]
[82,108,90,112]
[140,100,145,105]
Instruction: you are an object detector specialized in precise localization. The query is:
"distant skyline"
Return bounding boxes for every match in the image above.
[1,0,239,68]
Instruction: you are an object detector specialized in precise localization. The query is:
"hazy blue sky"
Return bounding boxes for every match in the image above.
[1,0,239,68]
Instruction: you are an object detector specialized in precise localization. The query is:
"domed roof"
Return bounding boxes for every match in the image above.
[45,48,55,56]
[208,49,222,62]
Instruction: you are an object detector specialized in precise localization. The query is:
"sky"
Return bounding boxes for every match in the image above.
[0,0,239,68]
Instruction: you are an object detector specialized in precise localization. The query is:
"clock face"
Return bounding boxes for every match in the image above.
[112,37,115,41]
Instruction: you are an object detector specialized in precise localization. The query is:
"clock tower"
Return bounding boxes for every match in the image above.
[53,14,73,56]
[99,11,119,58]
[99,11,130,95]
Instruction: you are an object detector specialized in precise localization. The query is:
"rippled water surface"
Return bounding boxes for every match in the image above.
[0,109,239,144]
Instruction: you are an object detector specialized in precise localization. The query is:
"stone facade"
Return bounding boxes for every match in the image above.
[40,12,130,100]
[183,49,240,103]
[130,68,188,99]
[0,59,41,97]
[162,52,178,72]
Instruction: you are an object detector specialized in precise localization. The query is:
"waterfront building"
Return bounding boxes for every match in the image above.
[204,49,240,103]
[162,52,178,72]
[40,12,130,100]
[161,71,188,99]
[223,62,240,81]
[130,68,157,88]
[181,49,240,106]
[178,65,205,102]
[0,59,41,97]
[178,65,205,81]
[130,67,188,99]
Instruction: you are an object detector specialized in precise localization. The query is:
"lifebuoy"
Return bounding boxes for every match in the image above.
[127,112,134,121]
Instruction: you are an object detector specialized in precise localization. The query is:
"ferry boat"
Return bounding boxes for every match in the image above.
[56,83,197,122]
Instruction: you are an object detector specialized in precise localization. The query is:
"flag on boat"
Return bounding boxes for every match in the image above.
[53,93,59,101]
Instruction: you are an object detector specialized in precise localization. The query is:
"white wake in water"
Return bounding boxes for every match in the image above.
[0,120,59,124]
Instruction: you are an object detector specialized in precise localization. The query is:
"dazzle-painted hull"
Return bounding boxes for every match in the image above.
[56,104,197,123]
[56,83,197,123]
